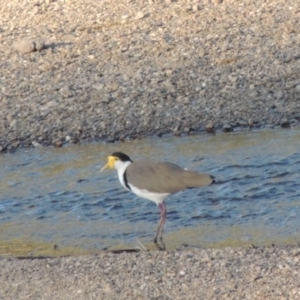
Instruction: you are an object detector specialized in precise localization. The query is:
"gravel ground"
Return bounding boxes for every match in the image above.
[1,246,300,299]
[1,0,300,151]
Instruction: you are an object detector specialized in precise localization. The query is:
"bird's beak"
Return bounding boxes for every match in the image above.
[100,156,115,172]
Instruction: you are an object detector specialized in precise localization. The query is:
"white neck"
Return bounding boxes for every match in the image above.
[115,160,132,190]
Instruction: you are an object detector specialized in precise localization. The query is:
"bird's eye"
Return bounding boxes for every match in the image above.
[115,157,119,161]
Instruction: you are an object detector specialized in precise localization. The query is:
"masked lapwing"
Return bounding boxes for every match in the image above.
[101,152,214,244]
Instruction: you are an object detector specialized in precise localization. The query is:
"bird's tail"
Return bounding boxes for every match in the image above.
[184,172,215,187]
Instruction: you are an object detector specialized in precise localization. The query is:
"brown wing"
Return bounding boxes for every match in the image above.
[126,160,214,194]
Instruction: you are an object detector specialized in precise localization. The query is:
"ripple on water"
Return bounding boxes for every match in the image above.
[0,128,300,255]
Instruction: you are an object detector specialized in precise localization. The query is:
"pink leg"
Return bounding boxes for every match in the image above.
[154,202,167,243]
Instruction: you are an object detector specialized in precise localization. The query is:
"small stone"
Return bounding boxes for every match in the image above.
[6,114,13,122]
[192,4,201,12]
[12,39,45,54]
[276,90,284,100]
[222,124,233,132]
[41,101,58,111]
[9,119,17,128]
[205,122,215,133]
[12,141,20,148]
[35,40,45,51]
[121,44,129,52]
[13,39,36,54]
[165,69,173,77]
[248,118,254,126]
[135,12,145,20]
[123,97,131,105]
[70,137,80,144]
[93,83,104,90]
[291,249,300,256]
[237,120,248,127]
[53,139,63,147]
[0,144,8,152]
[280,118,290,128]
[32,141,43,147]
[106,82,119,92]
[60,85,72,98]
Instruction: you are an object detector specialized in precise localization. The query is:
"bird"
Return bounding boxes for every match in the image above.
[101,152,214,244]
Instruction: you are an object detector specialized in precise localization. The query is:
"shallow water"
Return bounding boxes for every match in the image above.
[0,129,300,256]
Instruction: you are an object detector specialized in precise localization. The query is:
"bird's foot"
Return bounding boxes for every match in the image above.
[154,238,165,251]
